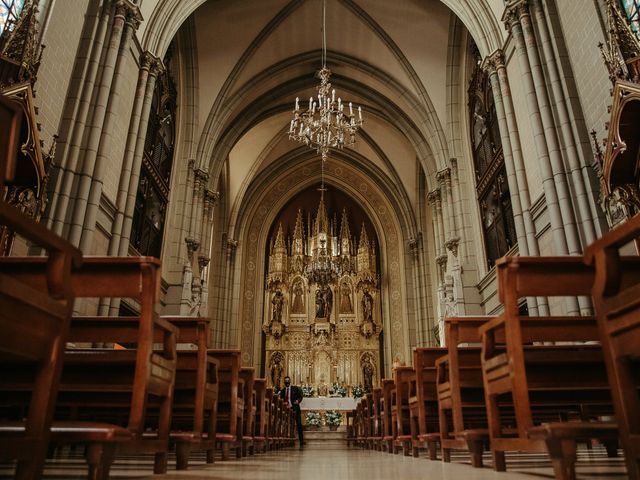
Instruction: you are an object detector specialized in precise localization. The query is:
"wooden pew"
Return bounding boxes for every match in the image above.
[208,349,244,459]
[239,367,256,456]
[379,379,395,453]
[0,95,82,480]
[253,379,268,453]
[584,213,640,479]
[367,388,383,450]
[409,348,444,460]
[392,366,415,456]
[0,257,178,477]
[479,256,616,476]
[435,317,491,466]
[161,316,219,470]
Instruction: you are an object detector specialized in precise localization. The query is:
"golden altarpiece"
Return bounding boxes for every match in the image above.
[263,190,381,394]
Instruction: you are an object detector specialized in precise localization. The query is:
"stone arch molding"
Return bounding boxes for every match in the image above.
[142,0,503,60]
[234,157,411,374]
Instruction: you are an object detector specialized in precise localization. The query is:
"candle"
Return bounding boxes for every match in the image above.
[358,106,362,121]
[349,102,353,116]
[295,97,299,110]
[332,89,336,102]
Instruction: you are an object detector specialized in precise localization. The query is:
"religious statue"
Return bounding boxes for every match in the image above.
[362,288,373,322]
[317,375,329,397]
[270,353,283,390]
[292,280,304,314]
[340,281,353,313]
[315,284,333,319]
[324,285,333,319]
[271,289,284,323]
[362,357,374,392]
[315,288,325,318]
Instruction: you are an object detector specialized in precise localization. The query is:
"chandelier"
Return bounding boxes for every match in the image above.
[288,0,363,162]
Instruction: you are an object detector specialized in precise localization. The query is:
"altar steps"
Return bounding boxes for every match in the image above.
[304,426,348,447]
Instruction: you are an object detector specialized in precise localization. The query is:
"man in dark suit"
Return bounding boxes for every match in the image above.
[279,375,304,447]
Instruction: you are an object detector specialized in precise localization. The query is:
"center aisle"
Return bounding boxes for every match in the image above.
[135,445,624,480]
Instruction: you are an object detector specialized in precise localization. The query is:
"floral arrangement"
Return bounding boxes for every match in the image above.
[305,411,321,427]
[301,383,315,397]
[329,382,347,397]
[351,384,364,399]
[324,410,342,426]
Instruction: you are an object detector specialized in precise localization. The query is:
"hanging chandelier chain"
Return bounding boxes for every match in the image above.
[288,0,363,165]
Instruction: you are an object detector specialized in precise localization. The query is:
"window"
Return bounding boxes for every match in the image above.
[0,0,24,37]
[130,48,176,258]
[468,42,517,270]
[623,0,640,37]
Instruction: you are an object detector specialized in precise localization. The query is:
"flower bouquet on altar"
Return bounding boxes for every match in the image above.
[351,384,364,399]
[301,383,315,397]
[305,411,321,430]
[325,410,342,430]
[329,382,347,397]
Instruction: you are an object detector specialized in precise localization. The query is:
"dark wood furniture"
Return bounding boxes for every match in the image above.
[208,349,244,459]
[0,95,82,480]
[585,213,640,479]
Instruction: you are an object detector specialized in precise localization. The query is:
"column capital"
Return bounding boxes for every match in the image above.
[194,168,209,184]
[205,190,220,206]
[427,188,441,205]
[140,51,164,76]
[482,49,506,74]
[502,0,529,31]
[436,167,451,186]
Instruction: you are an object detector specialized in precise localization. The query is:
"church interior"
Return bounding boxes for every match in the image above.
[0,0,639,479]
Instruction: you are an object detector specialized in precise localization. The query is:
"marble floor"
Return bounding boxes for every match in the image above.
[1,443,629,479]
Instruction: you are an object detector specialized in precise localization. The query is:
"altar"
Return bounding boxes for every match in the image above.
[299,396,359,411]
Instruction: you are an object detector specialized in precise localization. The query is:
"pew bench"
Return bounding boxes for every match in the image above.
[391,366,415,456]
[162,316,219,470]
[1,257,178,477]
[410,348,445,460]
[435,316,492,466]
[0,95,82,480]
[585,213,640,479]
[208,350,244,459]
[480,256,617,475]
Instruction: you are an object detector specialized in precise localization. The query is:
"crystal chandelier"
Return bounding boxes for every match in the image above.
[288,0,363,162]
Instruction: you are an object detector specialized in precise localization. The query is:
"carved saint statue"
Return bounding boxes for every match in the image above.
[271,289,284,323]
[315,288,325,318]
[362,357,374,392]
[315,284,333,319]
[340,281,353,313]
[362,288,373,322]
[292,280,304,314]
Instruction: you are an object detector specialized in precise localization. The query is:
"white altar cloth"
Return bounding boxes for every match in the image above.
[300,397,359,411]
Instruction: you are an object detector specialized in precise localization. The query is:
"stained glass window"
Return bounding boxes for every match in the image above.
[623,0,640,37]
[0,0,24,37]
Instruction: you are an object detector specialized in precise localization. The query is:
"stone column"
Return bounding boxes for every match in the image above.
[223,239,239,347]
[449,159,465,259]
[437,168,455,243]
[67,0,134,247]
[49,0,112,235]
[118,55,164,255]
[531,0,596,244]
[108,51,153,255]
[80,2,142,252]
[484,50,540,315]
[504,0,582,314]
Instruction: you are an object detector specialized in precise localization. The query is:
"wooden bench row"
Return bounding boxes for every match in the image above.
[350,213,640,480]
[0,98,296,479]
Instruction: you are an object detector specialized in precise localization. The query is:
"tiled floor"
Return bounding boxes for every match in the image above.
[0,444,628,479]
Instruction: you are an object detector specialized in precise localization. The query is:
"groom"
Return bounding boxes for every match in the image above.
[279,376,304,448]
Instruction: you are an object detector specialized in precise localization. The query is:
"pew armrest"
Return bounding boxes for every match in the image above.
[477,315,505,337]
[584,214,640,260]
